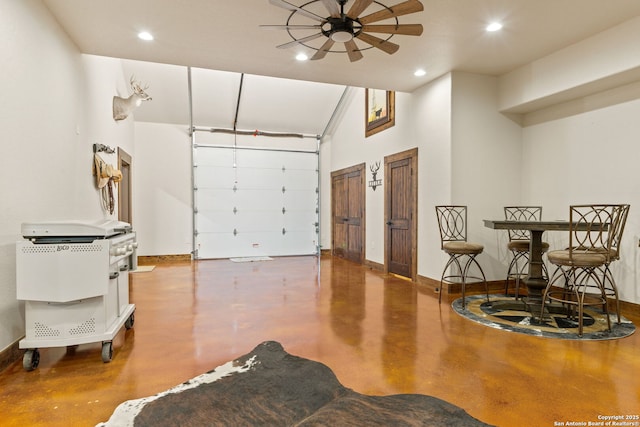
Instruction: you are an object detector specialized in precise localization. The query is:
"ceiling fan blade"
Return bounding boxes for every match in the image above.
[345,40,364,62]
[361,24,423,36]
[320,0,340,17]
[311,38,335,60]
[269,0,326,23]
[261,25,322,30]
[276,32,325,49]
[346,0,374,19]
[356,32,400,54]
[359,0,424,25]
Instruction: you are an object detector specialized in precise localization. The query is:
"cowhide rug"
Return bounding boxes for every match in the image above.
[98,341,493,426]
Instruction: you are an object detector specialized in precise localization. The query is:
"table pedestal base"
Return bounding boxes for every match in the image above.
[489,297,568,324]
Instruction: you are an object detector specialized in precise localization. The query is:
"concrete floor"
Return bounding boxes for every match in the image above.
[1,255,639,426]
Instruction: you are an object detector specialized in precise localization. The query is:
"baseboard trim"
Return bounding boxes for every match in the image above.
[417,274,505,295]
[0,338,23,372]
[364,259,384,271]
[620,299,640,318]
[138,254,191,265]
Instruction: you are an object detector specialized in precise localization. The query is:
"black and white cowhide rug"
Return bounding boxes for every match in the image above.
[98,341,492,426]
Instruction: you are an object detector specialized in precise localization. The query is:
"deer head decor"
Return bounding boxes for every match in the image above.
[112,76,152,121]
[369,161,382,191]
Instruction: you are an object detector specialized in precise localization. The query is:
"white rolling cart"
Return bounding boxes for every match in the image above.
[16,220,137,371]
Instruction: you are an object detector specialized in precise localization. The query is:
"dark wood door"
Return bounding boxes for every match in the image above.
[385,149,417,279]
[331,164,365,264]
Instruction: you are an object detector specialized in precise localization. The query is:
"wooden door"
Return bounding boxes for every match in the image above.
[331,164,365,264]
[385,148,417,280]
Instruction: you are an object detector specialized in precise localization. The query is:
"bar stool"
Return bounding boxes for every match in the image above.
[503,206,549,299]
[541,204,625,336]
[598,204,630,324]
[435,206,489,309]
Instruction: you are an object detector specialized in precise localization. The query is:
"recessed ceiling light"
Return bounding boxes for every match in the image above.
[138,31,154,41]
[296,53,309,61]
[414,69,426,77]
[486,22,503,32]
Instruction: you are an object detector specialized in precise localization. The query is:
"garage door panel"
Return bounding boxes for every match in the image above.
[280,231,318,255]
[283,210,317,229]
[235,168,283,189]
[197,148,234,166]
[196,211,236,233]
[197,188,235,208]
[283,169,318,190]
[196,165,235,186]
[194,145,318,259]
[284,190,317,210]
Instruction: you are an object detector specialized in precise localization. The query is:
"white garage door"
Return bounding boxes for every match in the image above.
[194,145,319,259]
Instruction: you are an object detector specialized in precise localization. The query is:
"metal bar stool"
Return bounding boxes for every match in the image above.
[541,204,626,336]
[503,206,549,299]
[435,206,489,309]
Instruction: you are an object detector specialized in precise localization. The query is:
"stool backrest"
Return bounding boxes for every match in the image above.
[504,206,542,241]
[435,206,467,247]
[607,204,630,261]
[568,204,628,262]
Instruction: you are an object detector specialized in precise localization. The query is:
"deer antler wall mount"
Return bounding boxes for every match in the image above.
[113,75,152,121]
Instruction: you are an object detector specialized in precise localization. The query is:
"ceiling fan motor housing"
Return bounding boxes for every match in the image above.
[324,16,360,42]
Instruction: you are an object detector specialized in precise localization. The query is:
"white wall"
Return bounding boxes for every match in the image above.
[0,1,134,352]
[325,72,523,283]
[499,16,640,114]
[84,57,136,156]
[319,135,333,252]
[521,99,640,303]
[451,72,524,278]
[326,74,461,282]
[411,74,453,280]
[328,87,417,265]
[0,0,83,353]
[133,122,193,256]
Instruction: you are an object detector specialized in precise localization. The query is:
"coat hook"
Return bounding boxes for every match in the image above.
[93,143,115,154]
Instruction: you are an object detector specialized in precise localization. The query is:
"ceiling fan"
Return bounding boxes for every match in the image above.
[262,0,424,62]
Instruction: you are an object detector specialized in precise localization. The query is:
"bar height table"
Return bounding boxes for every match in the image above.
[483,220,577,316]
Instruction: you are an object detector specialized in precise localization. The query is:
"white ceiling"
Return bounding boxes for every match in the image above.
[119,59,347,135]
[42,0,640,133]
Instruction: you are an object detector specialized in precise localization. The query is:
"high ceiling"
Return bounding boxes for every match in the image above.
[43,0,640,93]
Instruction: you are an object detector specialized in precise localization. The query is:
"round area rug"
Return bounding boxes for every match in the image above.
[452,295,636,340]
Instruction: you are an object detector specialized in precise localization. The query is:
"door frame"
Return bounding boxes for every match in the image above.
[330,163,366,263]
[384,148,418,281]
[117,148,133,224]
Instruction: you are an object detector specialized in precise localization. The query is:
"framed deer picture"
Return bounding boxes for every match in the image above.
[365,89,395,137]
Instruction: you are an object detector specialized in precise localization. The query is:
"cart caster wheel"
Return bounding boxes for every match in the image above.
[101,342,113,363]
[125,312,135,329]
[23,349,40,371]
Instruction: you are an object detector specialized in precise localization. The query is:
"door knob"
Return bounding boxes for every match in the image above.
[386,221,392,225]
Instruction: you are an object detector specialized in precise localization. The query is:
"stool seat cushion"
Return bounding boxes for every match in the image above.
[547,249,607,267]
[507,240,550,252]
[575,246,618,260]
[443,241,483,255]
